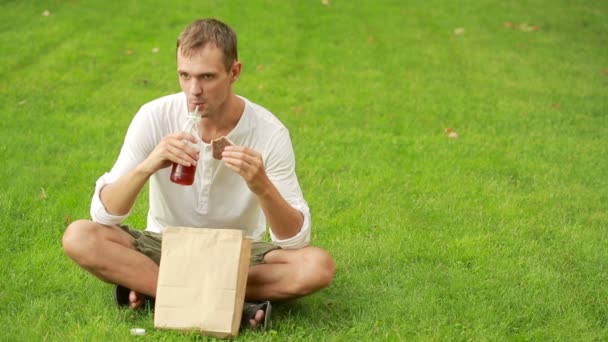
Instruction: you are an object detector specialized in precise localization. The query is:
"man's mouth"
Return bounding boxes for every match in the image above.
[189,102,205,112]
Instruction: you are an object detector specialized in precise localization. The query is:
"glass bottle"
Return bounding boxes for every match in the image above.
[170,105,200,186]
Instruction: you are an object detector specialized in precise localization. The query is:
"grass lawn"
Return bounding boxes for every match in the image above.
[1,0,607,340]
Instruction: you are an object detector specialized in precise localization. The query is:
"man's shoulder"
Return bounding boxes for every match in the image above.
[142,92,185,111]
[242,96,288,133]
[132,92,185,127]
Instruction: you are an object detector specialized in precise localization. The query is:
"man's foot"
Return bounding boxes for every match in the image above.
[128,290,145,310]
[115,285,269,330]
[114,285,154,310]
[248,308,265,329]
[241,301,272,330]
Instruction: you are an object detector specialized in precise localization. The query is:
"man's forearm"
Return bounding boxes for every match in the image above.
[99,165,152,216]
[257,180,304,240]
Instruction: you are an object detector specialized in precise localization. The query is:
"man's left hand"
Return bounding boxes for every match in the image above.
[221,146,270,195]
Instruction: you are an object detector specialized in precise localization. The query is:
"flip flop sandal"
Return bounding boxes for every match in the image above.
[241,301,272,331]
[114,284,155,309]
[114,284,130,306]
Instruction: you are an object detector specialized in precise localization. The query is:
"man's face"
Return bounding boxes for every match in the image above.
[177,44,239,117]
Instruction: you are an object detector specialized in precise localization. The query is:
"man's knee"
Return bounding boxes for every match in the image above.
[309,247,335,288]
[293,247,335,296]
[62,219,102,265]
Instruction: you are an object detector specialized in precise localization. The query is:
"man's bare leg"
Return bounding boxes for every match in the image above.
[62,220,159,309]
[63,220,334,327]
[246,247,336,301]
[63,220,270,326]
[243,247,335,328]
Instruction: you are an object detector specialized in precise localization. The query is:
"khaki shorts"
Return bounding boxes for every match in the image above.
[119,226,280,266]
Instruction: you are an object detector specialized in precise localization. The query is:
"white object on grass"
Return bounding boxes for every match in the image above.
[130,328,146,336]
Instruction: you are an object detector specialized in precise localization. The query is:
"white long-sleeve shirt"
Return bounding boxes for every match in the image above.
[90,92,311,249]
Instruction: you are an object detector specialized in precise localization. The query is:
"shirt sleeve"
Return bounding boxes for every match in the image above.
[268,202,311,249]
[90,172,130,225]
[90,105,158,225]
[264,128,311,249]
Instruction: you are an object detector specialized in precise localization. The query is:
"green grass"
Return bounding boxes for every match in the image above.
[1,0,608,340]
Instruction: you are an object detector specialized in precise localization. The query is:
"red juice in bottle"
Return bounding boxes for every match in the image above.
[170,162,196,185]
[169,104,200,186]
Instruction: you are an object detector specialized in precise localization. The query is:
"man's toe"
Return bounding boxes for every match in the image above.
[249,309,265,329]
[241,301,271,330]
[129,291,143,309]
[255,309,264,322]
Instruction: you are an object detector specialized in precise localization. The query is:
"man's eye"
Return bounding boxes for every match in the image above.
[180,73,190,79]
[202,74,214,80]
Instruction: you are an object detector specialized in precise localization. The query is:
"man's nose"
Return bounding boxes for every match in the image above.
[189,79,203,96]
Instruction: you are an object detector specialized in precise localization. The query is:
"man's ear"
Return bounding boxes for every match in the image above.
[230,61,242,82]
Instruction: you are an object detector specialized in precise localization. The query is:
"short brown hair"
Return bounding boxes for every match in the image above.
[176,18,238,71]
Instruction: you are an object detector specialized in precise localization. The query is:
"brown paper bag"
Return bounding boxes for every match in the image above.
[154,227,252,338]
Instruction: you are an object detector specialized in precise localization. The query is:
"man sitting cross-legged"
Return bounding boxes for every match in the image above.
[62,18,335,330]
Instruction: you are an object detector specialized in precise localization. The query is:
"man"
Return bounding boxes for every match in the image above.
[62,18,335,330]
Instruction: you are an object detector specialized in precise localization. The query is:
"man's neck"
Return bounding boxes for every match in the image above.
[199,95,245,143]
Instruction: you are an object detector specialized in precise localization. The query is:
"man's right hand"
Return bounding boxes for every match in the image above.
[138,132,200,176]
[100,132,200,217]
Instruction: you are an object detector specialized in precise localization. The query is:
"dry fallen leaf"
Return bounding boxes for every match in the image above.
[444,128,459,139]
[64,215,71,227]
[125,49,134,55]
[42,10,50,16]
[552,103,561,110]
[39,187,47,200]
[518,23,537,32]
[368,35,375,44]
[602,68,607,76]
[519,23,533,32]
[505,21,539,32]
[291,106,303,113]
[322,0,330,6]
[454,27,465,35]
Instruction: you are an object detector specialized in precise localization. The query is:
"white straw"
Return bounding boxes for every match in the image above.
[182,105,201,133]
